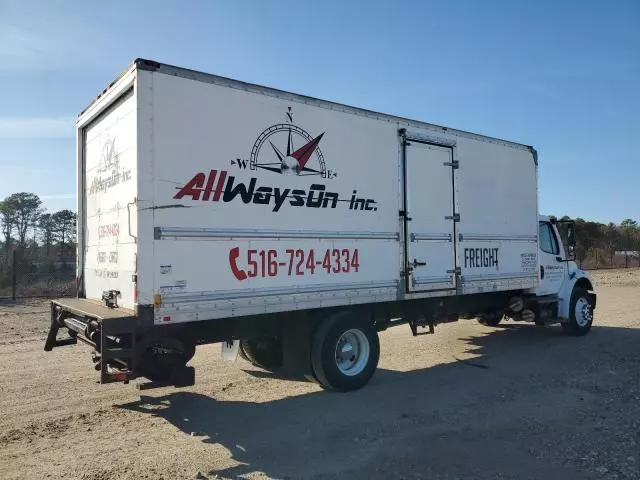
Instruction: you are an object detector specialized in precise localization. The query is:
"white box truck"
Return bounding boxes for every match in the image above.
[44,59,597,391]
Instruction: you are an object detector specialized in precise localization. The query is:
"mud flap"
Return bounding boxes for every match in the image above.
[281,318,314,378]
[220,339,240,362]
[587,290,597,310]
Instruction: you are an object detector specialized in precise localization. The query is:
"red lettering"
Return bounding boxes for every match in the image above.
[306,250,316,274]
[295,250,305,276]
[268,250,278,276]
[286,249,295,275]
[175,171,229,201]
[247,249,258,277]
[322,250,331,272]
[201,170,217,201]
[174,172,205,200]
[341,249,350,273]
[229,247,361,279]
[332,249,341,273]
[351,249,360,272]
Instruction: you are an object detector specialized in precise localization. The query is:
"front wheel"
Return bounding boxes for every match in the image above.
[311,312,380,392]
[561,287,594,336]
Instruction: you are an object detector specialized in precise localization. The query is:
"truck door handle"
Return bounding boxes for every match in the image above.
[412,259,427,268]
[540,265,545,279]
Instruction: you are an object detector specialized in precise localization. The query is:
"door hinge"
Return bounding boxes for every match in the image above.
[445,213,460,222]
[447,267,462,275]
[443,160,459,169]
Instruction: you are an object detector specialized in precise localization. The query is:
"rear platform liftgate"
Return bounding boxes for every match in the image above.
[401,130,458,293]
[44,299,194,386]
[44,299,140,383]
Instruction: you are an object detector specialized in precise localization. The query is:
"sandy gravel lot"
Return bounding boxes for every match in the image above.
[1,269,639,480]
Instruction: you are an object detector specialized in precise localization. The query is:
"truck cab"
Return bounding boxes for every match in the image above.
[479,215,596,334]
[515,215,596,333]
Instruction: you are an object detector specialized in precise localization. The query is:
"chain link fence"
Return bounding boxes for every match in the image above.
[0,249,76,299]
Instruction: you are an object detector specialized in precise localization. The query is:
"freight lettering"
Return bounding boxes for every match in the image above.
[174,170,377,213]
[464,248,499,268]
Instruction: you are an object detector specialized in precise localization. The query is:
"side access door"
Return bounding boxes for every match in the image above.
[403,140,457,291]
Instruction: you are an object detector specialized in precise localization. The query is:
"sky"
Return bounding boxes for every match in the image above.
[0,0,638,224]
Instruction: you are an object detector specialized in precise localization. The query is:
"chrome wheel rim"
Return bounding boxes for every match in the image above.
[335,329,370,376]
[574,297,592,327]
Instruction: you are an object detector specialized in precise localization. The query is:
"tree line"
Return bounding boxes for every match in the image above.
[0,191,638,269]
[568,217,640,268]
[0,192,77,258]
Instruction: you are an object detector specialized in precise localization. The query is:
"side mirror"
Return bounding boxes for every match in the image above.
[566,222,576,261]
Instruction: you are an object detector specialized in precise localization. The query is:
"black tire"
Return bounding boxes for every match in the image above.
[561,287,594,336]
[239,336,283,371]
[238,342,250,362]
[311,312,380,392]
[136,335,196,381]
[478,312,502,327]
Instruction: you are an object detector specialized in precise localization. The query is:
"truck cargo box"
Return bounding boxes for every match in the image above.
[77,59,539,325]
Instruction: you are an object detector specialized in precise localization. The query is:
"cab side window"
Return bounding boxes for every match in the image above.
[539,222,559,255]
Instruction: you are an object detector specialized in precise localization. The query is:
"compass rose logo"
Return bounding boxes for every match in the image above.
[248,108,336,179]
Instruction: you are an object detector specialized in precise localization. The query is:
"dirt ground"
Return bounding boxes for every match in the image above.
[1,270,639,480]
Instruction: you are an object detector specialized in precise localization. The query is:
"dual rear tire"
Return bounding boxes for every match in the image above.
[477,312,502,327]
[310,312,380,392]
[239,336,283,371]
[238,313,380,392]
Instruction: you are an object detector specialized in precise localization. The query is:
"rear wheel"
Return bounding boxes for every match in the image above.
[561,287,594,336]
[239,336,283,371]
[477,312,502,327]
[311,312,379,392]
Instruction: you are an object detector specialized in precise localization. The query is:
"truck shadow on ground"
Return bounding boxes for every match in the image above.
[117,324,639,480]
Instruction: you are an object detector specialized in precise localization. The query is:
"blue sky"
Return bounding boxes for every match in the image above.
[0,0,638,223]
